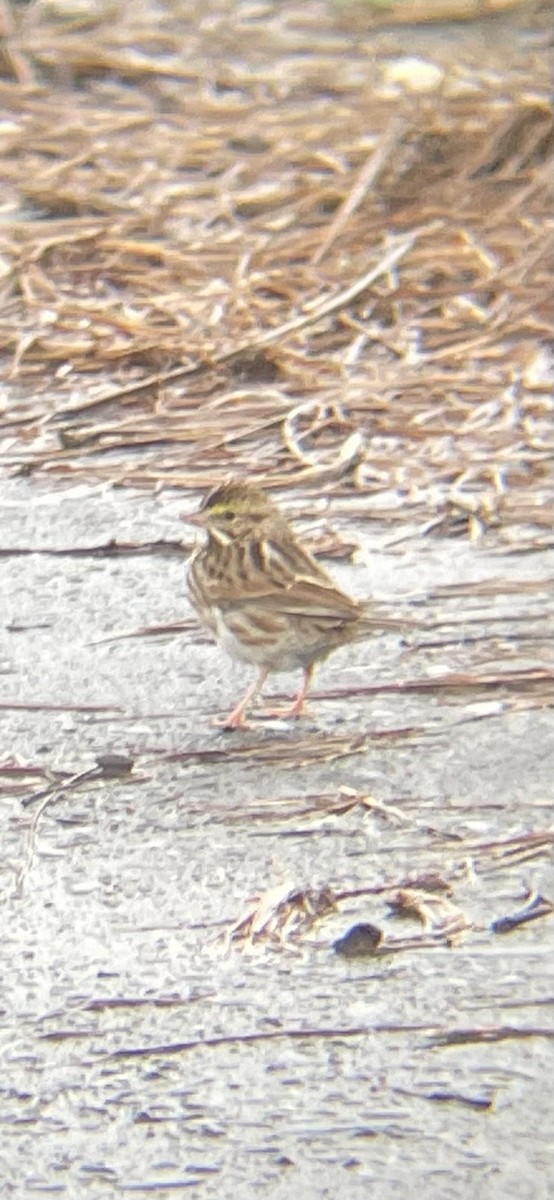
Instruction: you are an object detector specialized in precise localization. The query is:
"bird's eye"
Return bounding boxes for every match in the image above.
[222,510,235,521]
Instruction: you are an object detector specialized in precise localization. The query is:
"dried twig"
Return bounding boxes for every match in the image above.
[15,756,133,894]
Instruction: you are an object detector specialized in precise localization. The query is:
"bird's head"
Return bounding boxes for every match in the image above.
[184,480,284,543]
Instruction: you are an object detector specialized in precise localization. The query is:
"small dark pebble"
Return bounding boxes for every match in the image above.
[333,922,383,958]
[96,753,134,776]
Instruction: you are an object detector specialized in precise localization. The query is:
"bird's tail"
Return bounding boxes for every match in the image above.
[357,607,423,636]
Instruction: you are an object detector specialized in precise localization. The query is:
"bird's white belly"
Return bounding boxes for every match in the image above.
[211,607,304,672]
[212,608,261,666]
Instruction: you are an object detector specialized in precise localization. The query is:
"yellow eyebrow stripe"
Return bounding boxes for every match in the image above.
[208,500,248,515]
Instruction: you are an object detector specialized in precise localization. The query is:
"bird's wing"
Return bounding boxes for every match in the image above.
[237,537,363,623]
[232,538,415,631]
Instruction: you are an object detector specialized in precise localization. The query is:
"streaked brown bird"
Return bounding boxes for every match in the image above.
[185,479,410,730]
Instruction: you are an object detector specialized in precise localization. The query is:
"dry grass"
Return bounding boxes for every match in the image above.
[0,0,552,544]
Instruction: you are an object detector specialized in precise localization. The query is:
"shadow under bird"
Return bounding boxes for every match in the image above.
[184,479,412,730]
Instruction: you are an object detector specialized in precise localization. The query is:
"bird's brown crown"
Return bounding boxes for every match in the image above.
[201,480,277,520]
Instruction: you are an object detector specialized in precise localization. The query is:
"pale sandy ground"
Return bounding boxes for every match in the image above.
[1,0,553,1193]
[1,478,553,1200]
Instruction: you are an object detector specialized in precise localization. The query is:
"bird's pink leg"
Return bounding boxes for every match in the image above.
[261,664,315,720]
[214,668,269,731]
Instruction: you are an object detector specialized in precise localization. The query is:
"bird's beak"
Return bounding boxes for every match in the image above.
[181,511,206,528]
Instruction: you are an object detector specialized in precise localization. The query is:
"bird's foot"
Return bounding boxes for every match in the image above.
[259,667,314,721]
[211,708,252,732]
[211,669,269,731]
[258,697,307,721]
